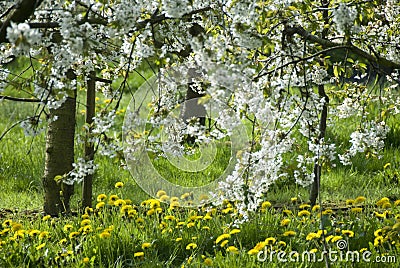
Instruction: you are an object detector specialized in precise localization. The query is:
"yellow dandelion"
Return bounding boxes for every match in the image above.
[159,195,170,202]
[136,218,145,224]
[202,226,210,231]
[216,234,231,244]
[261,201,272,209]
[69,231,80,239]
[222,207,234,214]
[186,243,197,250]
[226,246,239,254]
[354,196,366,204]
[278,241,286,247]
[325,235,334,242]
[265,237,276,245]
[109,194,119,202]
[384,163,391,169]
[331,236,343,243]
[291,197,298,203]
[169,201,180,210]
[298,210,311,217]
[312,205,320,212]
[11,223,22,232]
[28,229,40,237]
[253,241,267,251]
[322,209,333,215]
[156,190,167,198]
[187,222,195,228]
[382,202,391,209]
[99,231,111,239]
[306,232,318,241]
[280,219,290,226]
[346,199,355,205]
[58,238,67,245]
[97,194,107,202]
[96,202,105,209]
[310,248,318,253]
[176,221,185,227]
[39,231,49,239]
[374,229,383,237]
[80,219,91,227]
[36,243,46,250]
[220,240,229,247]
[142,242,151,249]
[374,211,388,219]
[376,197,390,207]
[351,207,363,213]
[229,229,241,235]
[42,215,51,221]
[176,237,183,242]
[164,215,176,221]
[134,251,144,257]
[393,200,400,206]
[203,214,213,220]
[114,199,126,207]
[170,197,179,203]
[283,230,296,237]
[248,249,260,255]
[81,214,90,220]
[115,181,124,188]
[299,204,311,209]
[2,219,13,228]
[342,230,354,237]
[82,257,90,264]
[282,209,292,216]
[374,236,384,247]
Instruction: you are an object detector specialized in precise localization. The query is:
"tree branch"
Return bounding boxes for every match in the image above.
[0,95,41,102]
[0,0,44,43]
[283,25,400,71]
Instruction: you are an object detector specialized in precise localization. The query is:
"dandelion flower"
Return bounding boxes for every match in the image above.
[187,222,195,228]
[80,219,91,227]
[261,201,272,209]
[265,237,276,245]
[35,243,46,250]
[99,231,111,239]
[374,229,383,237]
[331,236,343,243]
[134,251,144,257]
[115,182,124,188]
[299,204,311,209]
[142,242,151,249]
[374,236,384,247]
[39,231,49,239]
[82,257,90,264]
[283,231,296,237]
[229,229,241,235]
[226,246,239,254]
[180,193,191,200]
[97,194,107,202]
[351,207,362,213]
[341,230,354,237]
[42,215,51,221]
[354,196,366,204]
[29,230,41,237]
[282,209,292,216]
[176,237,183,242]
[346,199,355,205]
[170,197,179,203]
[186,243,197,250]
[216,234,230,244]
[69,231,80,239]
[280,219,290,226]
[248,249,259,255]
[96,202,105,209]
[114,199,126,207]
[220,240,229,247]
[160,195,170,202]
[312,205,320,212]
[156,190,167,198]
[298,210,311,217]
[306,233,318,241]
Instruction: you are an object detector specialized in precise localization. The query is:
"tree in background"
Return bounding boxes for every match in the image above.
[1,0,400,219]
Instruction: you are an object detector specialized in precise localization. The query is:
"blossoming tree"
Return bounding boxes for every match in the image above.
[1,0,399,217]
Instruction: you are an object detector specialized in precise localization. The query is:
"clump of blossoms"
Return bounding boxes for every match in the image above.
[6,22,42,56]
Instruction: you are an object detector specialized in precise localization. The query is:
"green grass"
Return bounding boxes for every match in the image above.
[1,83,400,267]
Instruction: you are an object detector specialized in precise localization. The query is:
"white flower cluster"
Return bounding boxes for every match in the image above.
[339,121,389,165]
[92,111,116,135]
[20,117,44,136]
[6,22,41,56]
[332,3,357,36]
[66,158,98,185]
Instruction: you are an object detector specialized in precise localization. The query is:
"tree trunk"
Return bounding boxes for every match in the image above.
[82,73,96,209]
[43,95,76,215]
[310,0,330,206]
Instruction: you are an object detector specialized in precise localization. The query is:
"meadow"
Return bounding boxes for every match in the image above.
[1,91,400,267]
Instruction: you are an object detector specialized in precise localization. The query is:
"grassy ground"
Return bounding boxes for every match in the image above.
[1,90,400,267]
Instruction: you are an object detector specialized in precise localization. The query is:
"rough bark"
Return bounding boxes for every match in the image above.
[82,73,96,209]
[43,95,76,215]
